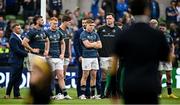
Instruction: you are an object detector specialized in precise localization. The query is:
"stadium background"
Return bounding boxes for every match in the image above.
[0,0,180,104]
[62,0,170,17]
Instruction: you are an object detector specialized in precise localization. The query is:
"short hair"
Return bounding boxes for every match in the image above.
[11,23,20,29]
[86,19,94,24]
[159,22,167,27]
[82,17,91,21]
[171,0,177,4]
[23,23,30,28]
[61,15,71,22]
[106,13,115,18]
[50,17,58,22]
[65,9,71,15]
[149,19,158,24]
[129,0,150,15]
[33,15,43,25]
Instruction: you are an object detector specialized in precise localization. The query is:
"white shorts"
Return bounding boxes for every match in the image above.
[100,57,112,70]
[159,62,173,71]
[82,58,99,70]
[49,58,64,71]
[64,58,70,66]
[27,53,46,71]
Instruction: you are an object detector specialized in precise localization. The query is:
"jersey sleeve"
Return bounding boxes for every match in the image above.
[58,29,65,39]
[44,30,48,39]
[166,7,171,15]
[80,32,87,41]
[96,33,100,41]
[170,36,174,45]
[44,30,49,38]
[57,30,64,41]
[97,26,102,35]
[25,30,34,40]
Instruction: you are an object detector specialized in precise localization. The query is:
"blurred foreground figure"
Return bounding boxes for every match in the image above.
[111,0,170,104]
[26,57,52,104]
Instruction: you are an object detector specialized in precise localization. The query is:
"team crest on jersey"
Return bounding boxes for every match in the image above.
[35,34,39,38]
[40,33,46,38]
[87,35,90,39]
[112,29,116,33]
[53,34,56,38]
[87,35,95,40]
[102,29,106,32]
[57,34,60,39]
[50,36,53,39]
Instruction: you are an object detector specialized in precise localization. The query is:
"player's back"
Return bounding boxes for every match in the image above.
[115,22,169,94]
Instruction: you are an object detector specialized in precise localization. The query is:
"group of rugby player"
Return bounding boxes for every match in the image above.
[4,10,178,100]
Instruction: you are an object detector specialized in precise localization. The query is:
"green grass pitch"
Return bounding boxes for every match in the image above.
[0,88,180,105]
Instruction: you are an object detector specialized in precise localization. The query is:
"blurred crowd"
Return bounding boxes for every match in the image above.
[0,0,180,66]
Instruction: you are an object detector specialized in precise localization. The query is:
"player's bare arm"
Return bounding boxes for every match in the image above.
[60,39,65,59]
[22,37,39,53]
[83,40,96,48]
[44,37,50,56]
[94,41,102,49]
[69,39,72,61]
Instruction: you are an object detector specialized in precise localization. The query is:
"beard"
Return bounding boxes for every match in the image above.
[83,25,86,29]
[39,24,44,27]
[107,22,112,26]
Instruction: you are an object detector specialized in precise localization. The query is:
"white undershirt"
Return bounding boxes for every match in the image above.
[13,32,22,42]
[134,15,150,23]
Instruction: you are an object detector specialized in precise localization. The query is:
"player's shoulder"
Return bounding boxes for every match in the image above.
[77,27,83,32]
[26,29,36,36]
[44,29,51,35]
[9,33,15,39]
[44,28,50,32]
[80,30,87,36]
[81,30,86,34]
[98,25,107,30]
[146,27,167,41]
[166,6,173,10]
[165,32,172,38]
[92,31,99,36]
[150,27,164,36]
[57,28,64,34]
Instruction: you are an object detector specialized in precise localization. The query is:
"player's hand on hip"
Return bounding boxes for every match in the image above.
[32,48,40,53]
[69,56,72,62]
[79,56,83,62]
[171,54,176,62]
[59,54,64,60]
[43,50,49,57]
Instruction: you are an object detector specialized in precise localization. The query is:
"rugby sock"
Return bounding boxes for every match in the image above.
[167,82,172,95]
[81,85,86,95]
[168,88,172,95]
[55,83,62,94]
[91,86,96,96]
[62,88,68,96]
[101,81,106,96]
